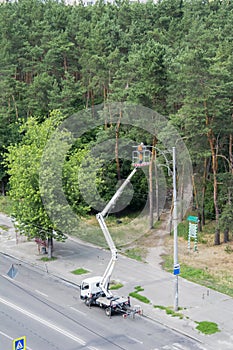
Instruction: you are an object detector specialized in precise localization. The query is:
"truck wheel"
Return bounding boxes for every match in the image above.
[105,307,111,317]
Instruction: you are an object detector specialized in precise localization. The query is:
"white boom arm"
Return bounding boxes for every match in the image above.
[96,167,137,298]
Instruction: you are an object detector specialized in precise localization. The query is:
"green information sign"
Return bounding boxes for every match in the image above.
[187,215,199,223]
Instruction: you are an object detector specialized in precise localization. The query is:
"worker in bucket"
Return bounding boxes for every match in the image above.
[137,142,144,163]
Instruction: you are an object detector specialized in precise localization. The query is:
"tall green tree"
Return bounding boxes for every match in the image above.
[168,5,233,244]
[5,111,90,256]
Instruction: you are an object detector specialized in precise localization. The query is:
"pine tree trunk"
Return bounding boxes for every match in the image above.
[115,111,122,181]
[214,228,220,245]
[229,133,233,174]
[207,125,219,245]
[201,158,208,227]
[224,228,229,243]
[63,55,68,73]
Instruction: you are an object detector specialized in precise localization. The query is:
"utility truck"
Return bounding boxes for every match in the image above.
[80,167,142,317]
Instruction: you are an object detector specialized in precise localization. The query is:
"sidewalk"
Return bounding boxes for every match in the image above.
[0,213,233,350]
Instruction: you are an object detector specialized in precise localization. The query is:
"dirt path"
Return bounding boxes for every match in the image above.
[142,211,171,269]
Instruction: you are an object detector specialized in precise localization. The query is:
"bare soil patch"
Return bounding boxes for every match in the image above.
[133,212,233,294]
[174,238,233,277]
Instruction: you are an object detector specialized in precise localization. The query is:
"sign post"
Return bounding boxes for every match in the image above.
[12,336,26,350]
[172,147,179,312]
[187,216,199,251]
[173,263,180,276]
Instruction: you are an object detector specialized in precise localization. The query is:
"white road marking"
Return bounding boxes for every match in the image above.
[127,335,143,344]
[0,296,86,346]
[35,289,48,297]
[70,306,87,316]
[172,344,187,350]
[197,346,208,350]
[88,347,100,350]
[0,330,12,340]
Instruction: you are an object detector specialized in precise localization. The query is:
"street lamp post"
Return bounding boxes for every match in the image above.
[172,147,179,311]
[147,145,179,311]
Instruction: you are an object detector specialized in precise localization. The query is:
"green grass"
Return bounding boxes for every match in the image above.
[0,196,12,216]
[40,256,57,262]
[196,321,220,335]
[129,292,150,304]
[129,286,150,304]
[124,248,144,261]
[71,268,89,275]
[75,215,149,249]
[134,285,144,292]
[162,255,233,297]
[154,305,184,319]
[172,219,206,244]
[152,219,163,230]
[225,245,233,254]
[177,221,189,240]
[109,281,123,290]
[0,224,9,231]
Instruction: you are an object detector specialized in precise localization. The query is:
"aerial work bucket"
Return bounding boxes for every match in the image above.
[132,143,151,167]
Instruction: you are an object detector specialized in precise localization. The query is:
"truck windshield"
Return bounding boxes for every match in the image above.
[81,283,89,290]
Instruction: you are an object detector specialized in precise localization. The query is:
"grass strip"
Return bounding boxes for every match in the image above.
[109,281,123,290]
[129,292,150,304]
[154,305,184,319]
[163,255,233,297]
[196,321,220,335]
[71,268,89,275]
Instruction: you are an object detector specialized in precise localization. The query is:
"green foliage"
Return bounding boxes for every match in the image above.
[134,285,144,292]
[0,196,12,216]
[71,268,90,275]
[196,321,220,335]
[109,281,123,290]
[224,245,233,254]
[0,0,233,238]
[40,256,57,262]
[219,204,233,233]
[154,305,184,319]
[177,221,189,240]
[0,224,9,231]
[129,286,150,304]
[5,111,91,241]
[124,248,144,261]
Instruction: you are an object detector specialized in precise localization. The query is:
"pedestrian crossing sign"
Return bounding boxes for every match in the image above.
[12,336,26,350]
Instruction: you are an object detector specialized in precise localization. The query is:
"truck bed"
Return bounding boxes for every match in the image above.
[96,295,129,307]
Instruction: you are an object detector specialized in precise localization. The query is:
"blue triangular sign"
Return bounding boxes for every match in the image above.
[16,340,23,349]
[7,265,18,279]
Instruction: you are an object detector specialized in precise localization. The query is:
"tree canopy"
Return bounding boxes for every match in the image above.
[1,0,233,244]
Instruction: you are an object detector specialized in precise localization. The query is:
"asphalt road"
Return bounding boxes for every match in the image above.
[0,253,205,350]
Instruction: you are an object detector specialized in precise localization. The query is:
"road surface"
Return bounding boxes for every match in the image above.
[0,253,205,350]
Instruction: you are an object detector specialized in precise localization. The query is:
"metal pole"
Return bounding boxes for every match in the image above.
[149,146,156,229]
[154,148,160,221]
[173,146,179,311]
[149,158,154,229]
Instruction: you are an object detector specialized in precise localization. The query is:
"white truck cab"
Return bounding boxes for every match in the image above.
[80,276,102,299]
